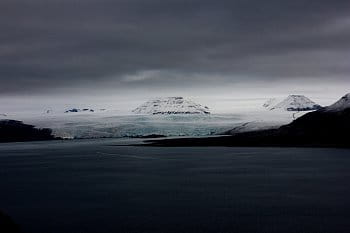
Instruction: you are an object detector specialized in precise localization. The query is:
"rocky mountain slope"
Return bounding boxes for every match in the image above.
[323,93,350,112]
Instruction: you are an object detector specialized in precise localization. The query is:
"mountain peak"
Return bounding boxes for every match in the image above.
[324,93,350,112]
[264,95,321,111]
[132,97,210,115]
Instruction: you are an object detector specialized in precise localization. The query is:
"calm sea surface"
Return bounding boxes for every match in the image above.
[1,139,350,233]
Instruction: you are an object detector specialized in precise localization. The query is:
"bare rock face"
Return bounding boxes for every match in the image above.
[65,108,95,113]
[132,97,210,115]
[64,108,106,113]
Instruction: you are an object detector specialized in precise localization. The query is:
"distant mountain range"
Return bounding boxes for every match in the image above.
[146,93,350,147]
[64,108,106,113]
[132,97,210,115]
[263,95,322,111]
[2,93,349,145]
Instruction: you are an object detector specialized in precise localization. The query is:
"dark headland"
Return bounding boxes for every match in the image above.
[0,120,58,143]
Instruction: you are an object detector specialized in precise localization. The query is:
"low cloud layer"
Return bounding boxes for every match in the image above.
[1,0,350,95]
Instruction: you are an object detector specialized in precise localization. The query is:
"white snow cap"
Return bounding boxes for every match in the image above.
[324,93,350,112]
[132,97,210,115]
[264,95,321,111]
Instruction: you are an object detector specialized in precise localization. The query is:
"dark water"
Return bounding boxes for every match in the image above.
[1,139,350,233]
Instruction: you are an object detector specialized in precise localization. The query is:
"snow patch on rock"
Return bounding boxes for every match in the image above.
[64,108,106,113]
[262,98,279,108]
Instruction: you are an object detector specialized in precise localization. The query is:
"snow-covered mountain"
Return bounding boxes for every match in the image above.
[132,97,210,115]
[264,95,321,111]
[323,93,350,112]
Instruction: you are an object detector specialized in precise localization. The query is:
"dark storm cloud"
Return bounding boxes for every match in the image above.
[1,0,350,94]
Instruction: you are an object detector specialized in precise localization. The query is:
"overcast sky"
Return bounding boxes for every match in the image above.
[1,0,350,111]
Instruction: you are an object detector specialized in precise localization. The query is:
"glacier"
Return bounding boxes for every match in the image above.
[0,96,322,140]
[2,109,302,139]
